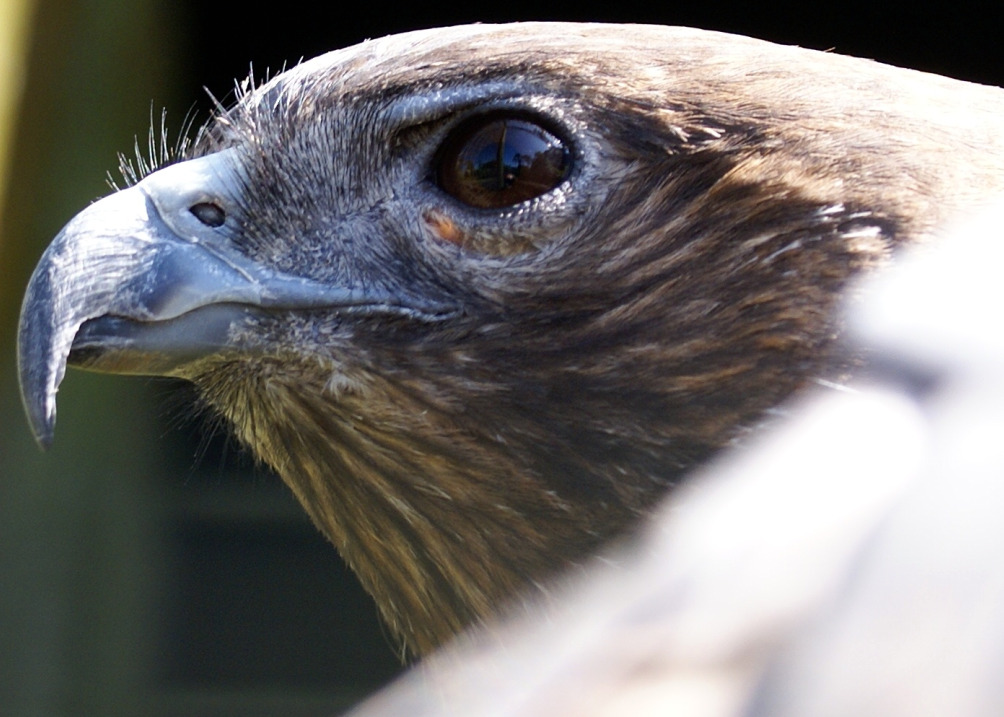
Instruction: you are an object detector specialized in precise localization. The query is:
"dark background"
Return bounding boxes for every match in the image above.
[1,2,1000,716]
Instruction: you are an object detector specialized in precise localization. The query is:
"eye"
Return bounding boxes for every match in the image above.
[435,114,571,209]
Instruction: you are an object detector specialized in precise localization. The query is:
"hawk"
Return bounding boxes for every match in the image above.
[18,23,1004,657]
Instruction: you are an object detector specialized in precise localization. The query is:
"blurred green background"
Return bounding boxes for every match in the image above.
[1,2,1000,716]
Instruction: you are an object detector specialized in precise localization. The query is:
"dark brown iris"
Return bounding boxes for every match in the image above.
[436,114,571,209]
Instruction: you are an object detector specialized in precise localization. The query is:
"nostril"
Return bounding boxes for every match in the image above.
[190,202,226,227]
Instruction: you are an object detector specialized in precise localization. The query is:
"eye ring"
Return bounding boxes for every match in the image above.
[434,112,572,209]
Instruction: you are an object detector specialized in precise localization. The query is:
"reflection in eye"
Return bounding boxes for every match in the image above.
[436,115,571,209]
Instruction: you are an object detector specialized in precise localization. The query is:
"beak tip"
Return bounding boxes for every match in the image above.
[17,223,97,451]
[32,422,55,451]
[19,371,58,451]
[18,288,62,453]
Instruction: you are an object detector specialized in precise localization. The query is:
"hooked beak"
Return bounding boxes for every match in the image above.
[17,149,449,447]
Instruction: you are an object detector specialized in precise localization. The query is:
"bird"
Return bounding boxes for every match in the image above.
[17,22,1004,658]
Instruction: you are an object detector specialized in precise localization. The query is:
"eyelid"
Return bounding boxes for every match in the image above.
[382,82,527,128]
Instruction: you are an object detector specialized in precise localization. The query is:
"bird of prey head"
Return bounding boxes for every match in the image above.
[18,23,1004,655]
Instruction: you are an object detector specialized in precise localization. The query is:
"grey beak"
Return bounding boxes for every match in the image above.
[16,151,256,446]
[17,149,417,448]
[19,146,457,447]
